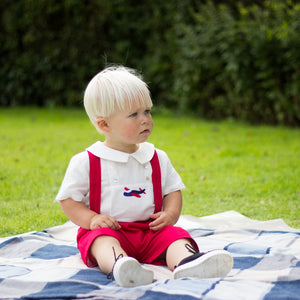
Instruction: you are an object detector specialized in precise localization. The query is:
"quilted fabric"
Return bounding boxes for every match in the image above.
[0,211,299,300]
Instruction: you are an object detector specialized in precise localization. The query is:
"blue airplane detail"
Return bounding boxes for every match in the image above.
[123,187,146,198]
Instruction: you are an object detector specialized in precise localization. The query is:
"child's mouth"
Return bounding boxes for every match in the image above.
[141,129,150,134]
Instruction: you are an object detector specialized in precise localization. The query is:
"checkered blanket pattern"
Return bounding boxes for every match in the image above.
[0,211,299,300]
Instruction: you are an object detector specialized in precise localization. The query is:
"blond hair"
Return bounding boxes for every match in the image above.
[84,66,152,132]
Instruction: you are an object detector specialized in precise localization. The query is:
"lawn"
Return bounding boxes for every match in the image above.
[1,107,299,236]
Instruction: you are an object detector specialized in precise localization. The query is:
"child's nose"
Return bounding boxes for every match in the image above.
[141,114,149,124]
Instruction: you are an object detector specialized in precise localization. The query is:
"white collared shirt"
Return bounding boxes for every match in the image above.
[56,142,185,222]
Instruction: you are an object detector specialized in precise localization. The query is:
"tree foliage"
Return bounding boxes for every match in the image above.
[1,0,299,125]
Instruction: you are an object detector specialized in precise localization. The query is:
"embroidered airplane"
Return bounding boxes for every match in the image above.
[123,187,146,198]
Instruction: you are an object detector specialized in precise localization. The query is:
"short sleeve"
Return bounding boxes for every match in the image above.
[156,149,185,196]
[55,151,90,206]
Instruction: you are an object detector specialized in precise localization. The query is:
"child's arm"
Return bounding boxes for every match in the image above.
[60,198,121,230]
[149,190,182,231]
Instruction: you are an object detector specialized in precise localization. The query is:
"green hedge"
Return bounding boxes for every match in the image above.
[1,0,299,125]
[172,1,300,125]
[0,0,162,106]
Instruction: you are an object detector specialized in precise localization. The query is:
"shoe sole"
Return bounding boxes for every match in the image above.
[173,250,233,279]
[113,257,154,287]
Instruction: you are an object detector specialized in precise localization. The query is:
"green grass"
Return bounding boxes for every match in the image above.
[1,108,299,236]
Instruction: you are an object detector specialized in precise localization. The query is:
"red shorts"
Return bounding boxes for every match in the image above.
[77,221,198,267]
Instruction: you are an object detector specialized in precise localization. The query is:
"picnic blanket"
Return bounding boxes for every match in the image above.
[0,210,299,300]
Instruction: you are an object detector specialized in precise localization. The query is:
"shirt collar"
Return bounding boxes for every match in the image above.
[86,141,155,164]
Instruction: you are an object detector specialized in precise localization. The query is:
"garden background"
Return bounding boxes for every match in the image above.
[1,0,299,236]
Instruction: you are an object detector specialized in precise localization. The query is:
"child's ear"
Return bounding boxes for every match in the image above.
[96,118,110,133]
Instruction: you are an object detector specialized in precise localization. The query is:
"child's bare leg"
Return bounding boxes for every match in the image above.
[90,235,127,274]
[90,235,154,287]
[166,238,233,279]
[166,238,193,271]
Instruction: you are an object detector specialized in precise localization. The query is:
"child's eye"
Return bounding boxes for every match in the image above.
[129,112,138,118]
[144,109,151,114]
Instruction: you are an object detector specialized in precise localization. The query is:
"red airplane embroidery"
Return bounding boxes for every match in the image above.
[123,187,146,198]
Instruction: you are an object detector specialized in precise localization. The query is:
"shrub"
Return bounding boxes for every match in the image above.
[0,0,299,125]
[173,1,300,125]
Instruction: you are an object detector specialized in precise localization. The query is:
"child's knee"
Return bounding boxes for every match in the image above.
[91,235,121,253]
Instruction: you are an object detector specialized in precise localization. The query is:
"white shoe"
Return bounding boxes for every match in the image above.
[113,257,154,287]
[173,250,233,279]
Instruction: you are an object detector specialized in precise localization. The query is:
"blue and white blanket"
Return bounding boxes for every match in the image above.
[0,211,299,300]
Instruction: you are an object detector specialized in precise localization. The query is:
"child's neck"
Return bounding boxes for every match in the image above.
[104,140,139,154]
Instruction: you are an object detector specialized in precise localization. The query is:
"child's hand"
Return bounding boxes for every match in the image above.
[90,214,121,231]
[149,211,176,231]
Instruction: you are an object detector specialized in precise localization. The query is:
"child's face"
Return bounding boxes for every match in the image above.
[104,103,153,153]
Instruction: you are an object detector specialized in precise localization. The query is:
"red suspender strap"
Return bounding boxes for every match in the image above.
[151,150,163,213]
[87,151,101,214]
[87,149,163,215]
